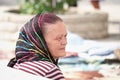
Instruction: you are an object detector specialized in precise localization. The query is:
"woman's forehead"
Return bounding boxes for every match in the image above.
[45,21,67,34]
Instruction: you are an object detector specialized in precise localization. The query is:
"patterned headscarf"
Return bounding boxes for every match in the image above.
[8,13,62,67]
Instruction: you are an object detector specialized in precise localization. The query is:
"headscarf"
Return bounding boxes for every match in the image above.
[7,13,62,67]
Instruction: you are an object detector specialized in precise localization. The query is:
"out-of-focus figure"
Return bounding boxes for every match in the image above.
[90,0,100,9]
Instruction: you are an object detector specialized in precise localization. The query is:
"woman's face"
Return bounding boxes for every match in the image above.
[43,21,67,60]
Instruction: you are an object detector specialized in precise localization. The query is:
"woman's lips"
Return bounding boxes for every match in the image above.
[60,47,65,50]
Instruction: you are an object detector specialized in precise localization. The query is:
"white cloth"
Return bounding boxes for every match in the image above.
[66,32,119,59]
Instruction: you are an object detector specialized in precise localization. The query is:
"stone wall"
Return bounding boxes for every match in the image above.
[59,10,108,39]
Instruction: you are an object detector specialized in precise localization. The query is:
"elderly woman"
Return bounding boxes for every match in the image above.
[7,13,67,80]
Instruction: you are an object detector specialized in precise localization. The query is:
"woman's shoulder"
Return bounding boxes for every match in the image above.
[14,61,58,76]
[14,61,64,79]
[32,61,56,69]
[16,61,57,70]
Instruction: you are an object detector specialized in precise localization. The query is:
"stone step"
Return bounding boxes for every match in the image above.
[0,12,32,23]
[0,32,18,41]
[0,22,20,32]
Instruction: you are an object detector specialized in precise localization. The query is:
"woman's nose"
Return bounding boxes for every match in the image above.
[61,37,67,45]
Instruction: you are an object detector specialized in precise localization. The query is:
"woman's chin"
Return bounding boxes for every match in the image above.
[60,52,66,57]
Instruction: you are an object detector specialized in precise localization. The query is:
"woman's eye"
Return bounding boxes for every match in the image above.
[64,34,67,38]
[58,37,62,40]
[56,36,62,40]
[55,34,67,41]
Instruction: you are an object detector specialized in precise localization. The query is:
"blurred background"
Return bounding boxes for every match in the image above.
[0,0,120,80]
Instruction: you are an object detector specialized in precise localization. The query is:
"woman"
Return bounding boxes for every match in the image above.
[7,13,67,80]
